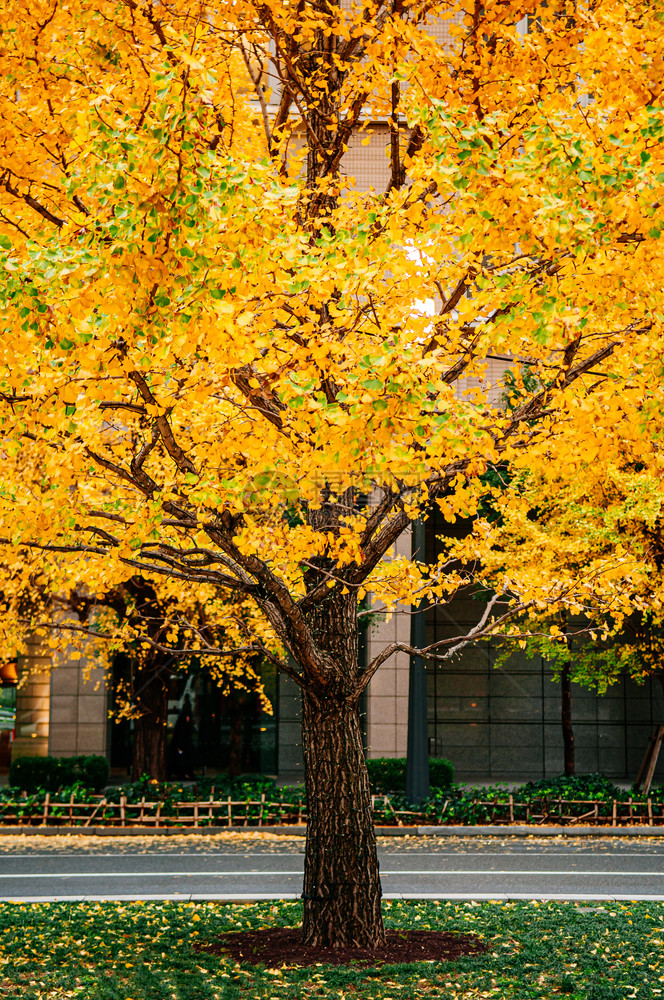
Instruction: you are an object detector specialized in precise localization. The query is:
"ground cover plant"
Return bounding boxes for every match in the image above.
[0,899,659,999]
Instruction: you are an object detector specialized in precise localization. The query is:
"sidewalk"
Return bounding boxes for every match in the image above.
[1,824,663,837]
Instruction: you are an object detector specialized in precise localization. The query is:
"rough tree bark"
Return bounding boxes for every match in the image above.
[131,652,169,781]
[301,689,383,947]
[110,578,172,783]
[298,575,385,947]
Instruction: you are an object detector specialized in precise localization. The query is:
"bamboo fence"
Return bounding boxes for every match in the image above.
[0,792,662,827]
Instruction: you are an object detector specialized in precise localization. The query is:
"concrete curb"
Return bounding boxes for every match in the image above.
[0,825,307,837]
[1,892,663,903]
[412,825,664,837]
[1,824,664,837]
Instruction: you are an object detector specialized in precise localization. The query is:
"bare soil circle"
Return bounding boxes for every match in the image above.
[198,927,486,968]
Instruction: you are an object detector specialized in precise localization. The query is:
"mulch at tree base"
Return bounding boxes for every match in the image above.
[198,927,486,968]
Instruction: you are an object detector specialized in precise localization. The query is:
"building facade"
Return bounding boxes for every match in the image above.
[5,520,663,786]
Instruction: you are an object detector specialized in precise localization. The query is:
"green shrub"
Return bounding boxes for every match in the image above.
[429,758,455,788]
[366,758,404,792]
[9,756,61,793]
[76,755,110,791]
[9,754,109,793]
[521,773,622,801]
[365,756,454,793]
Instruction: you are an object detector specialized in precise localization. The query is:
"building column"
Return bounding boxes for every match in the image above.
[48,641,108,758]
[11,639,52,759]
[365,525,412,759]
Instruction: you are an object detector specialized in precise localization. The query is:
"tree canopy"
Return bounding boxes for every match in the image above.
[0,0,663,949]
[458,421,664,694]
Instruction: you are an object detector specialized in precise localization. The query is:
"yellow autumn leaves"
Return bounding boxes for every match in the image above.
[0,0,660,667]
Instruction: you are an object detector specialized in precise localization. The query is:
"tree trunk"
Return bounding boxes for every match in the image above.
[561,662,575,777]
[228,693,244,776]
[131,656,169,781]
[289,505,386,948]
[300,688,384,948]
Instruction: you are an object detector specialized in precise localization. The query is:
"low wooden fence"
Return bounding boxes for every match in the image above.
[378,795,664,828]
[0,792,305,828]
[0,793,663,828]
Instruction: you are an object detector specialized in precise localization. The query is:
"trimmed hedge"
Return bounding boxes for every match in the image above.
[9,755,110,793]
[366,756,454,793]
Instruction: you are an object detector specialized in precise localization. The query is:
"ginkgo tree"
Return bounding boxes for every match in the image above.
[0,0,663,950]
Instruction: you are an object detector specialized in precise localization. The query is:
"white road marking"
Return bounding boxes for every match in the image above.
[3,849,663,860]
[0,853,305,861]
[383,851,664,858]
[382,869,664,877]
[0,868,663,879]
[0,870,302,879]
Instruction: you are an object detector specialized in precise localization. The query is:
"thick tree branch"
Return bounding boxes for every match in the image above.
[199,523,331,687]
[0,171,65,228]
[230,365,287,432]
[130,426,160,495]
[354,590,526,696]
[239,39,272,147]
[128,371,196,475]
[99,401,147,415]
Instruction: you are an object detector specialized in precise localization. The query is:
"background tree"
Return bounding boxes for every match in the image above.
[0,0,662,949]
[0,558,275,781]
[455,414,664,779]
[73,577,275,781]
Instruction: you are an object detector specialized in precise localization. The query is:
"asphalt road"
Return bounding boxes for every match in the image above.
[1,833,664,902]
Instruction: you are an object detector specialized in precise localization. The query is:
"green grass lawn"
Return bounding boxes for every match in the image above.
[0,899,660,999]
